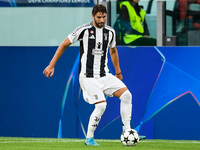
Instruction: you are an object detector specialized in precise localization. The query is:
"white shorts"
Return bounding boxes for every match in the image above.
[79,73,126,104]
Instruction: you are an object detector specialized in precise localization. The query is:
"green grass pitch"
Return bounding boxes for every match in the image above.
[0,137,200,150]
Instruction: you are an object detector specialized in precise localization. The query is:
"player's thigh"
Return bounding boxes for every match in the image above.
[103,73,126,97]
[79,77,106,104]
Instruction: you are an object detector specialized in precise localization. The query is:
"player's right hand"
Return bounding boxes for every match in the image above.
[43,65,54,78]
[115,73,123,80]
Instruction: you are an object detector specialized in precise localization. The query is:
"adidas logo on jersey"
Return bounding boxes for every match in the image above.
[89,35,95,39]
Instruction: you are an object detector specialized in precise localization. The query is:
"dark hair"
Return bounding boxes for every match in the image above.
[92,4,107,16]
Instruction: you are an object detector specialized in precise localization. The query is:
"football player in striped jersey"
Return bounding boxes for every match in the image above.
[43,4,133,146]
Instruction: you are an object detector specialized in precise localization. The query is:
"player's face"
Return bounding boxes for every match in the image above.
[92,12,107,28]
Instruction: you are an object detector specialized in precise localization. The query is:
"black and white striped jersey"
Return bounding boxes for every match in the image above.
[68,21,116,78]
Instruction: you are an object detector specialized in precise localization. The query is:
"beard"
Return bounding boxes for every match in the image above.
[94,20,105,28]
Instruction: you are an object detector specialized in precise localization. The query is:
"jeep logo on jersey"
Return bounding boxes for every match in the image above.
[92,49,104,56]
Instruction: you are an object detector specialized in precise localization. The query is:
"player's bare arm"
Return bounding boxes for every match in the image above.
[43,37,72,78]
[109,46,123,80]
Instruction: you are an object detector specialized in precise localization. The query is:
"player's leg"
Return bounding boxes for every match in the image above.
[114,87,146,140]
[104,74,146,140]
[79,77,107,145]
[113,88,132,131]
[85,101,107,146]
[103,73,131,131]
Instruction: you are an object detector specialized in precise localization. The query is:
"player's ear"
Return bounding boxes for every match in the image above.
[92,14,95,20]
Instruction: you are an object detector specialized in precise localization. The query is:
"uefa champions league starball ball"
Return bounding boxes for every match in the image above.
[120,129,139,146]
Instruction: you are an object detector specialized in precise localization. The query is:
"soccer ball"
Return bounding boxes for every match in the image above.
[120,129,139,146]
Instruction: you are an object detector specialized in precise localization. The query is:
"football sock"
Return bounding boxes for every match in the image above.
[119,90,132,131]
[86,102,107,138]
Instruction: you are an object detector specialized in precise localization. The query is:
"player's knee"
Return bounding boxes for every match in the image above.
[119,90,132,104]
[95,101,107,111]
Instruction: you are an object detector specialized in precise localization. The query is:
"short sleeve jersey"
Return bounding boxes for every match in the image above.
[68,22,116,78]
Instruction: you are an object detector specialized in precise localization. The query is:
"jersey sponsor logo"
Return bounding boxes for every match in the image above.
[92,42,103,56]
[92,49,104,56]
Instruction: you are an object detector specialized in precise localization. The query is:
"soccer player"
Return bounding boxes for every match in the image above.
[43,4,133,146]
